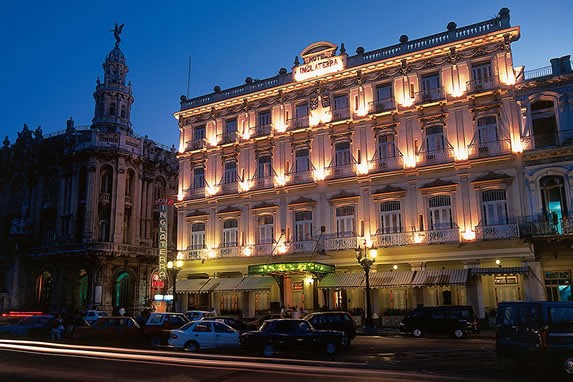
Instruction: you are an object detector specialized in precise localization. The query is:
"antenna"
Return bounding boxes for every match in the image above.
[186,56,192,98]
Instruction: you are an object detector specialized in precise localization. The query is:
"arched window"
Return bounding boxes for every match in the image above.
[100,168,113,194]
[113,271,132,312]
[78,269,88,310]
[99,220,110,241]
[109,102,116,116]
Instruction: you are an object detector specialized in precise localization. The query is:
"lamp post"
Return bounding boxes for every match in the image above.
[167,253,183,312]
[355,243,377,328]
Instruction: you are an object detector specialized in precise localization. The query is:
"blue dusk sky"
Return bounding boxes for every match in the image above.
[1,0,571,147]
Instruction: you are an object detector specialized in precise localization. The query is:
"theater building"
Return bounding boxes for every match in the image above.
[0,33,178,315]
[174,8,544,321]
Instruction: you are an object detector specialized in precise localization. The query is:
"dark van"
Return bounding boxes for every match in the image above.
[496,301,573,374]
[399,305,479,338]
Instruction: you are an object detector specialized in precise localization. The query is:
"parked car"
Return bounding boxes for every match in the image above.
[246,313,285,330]
[0,314,54,338]
[73,316,144,346]
[82,310,109,324]
[240,318,347,357]
[399,305,479,338]
[184,310,216,321]
[304,311,356,344]
[168,320,239,352]
[143,312,190,346]
[496,301,573,374]
[200,316,250,332]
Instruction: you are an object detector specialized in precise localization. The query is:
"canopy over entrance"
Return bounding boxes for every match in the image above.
[248,262,335,280]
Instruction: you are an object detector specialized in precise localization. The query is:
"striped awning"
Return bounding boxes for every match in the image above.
[369,271,414,288]
[173,278,209,293]
[318,273,364,289]
[235,277,276,291]
[411,269,469,287]
[199,277,243,292]
[469,266,529,276]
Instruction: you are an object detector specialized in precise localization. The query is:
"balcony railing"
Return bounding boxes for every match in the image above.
[467,138,512,158]
[373,231,412,247]
[369,98,395,114]
[249,124,272,138]
[99,192,111,204]
[521,129,573,151]
[217,131,238,145]
[475,223,519,240]
[186,246,208,260]
[219,181,238,194]
[287,240,316,253]
[287,169,315,185]
[188,186,206,199]
[287,116,309,130]
[331,107,350,122]
[414,88,445,104]
[326,160,356,179]
[409,227,460,245]
[186,138,207,151]
[218,245,241,258]
[323,232,359,251]
[466,76,500,93]
[254,243,274,256]
[416,147,455,165]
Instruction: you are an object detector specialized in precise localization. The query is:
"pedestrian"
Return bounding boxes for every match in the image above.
[292,307,301,319]
[51,314,64,341]
[118,307,126,316]
[210,306,217,316]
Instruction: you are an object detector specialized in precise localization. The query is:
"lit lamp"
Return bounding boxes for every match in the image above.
[167,254,184,312]
[355,243,377,329]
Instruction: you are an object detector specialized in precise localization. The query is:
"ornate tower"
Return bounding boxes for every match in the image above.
[92,25,134,134]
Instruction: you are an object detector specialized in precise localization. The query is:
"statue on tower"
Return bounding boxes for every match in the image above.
[111,23,124,46]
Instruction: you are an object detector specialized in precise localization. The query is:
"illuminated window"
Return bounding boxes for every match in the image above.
[471,62,493,89]
[193,167,205,189]
[333,94,349,120]
[193,125,206,141]
[429,195,453,230]
[191,222,206,249]
[294,211,313,241]
[380,201,402,233]
[258,215,274,244]
[335,206,355,237]
[224,161,237,184]
[222,219,238,247]
[258,110,271,127]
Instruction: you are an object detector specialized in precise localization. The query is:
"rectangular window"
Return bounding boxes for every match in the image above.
[193,167,205,189]
[482,189,508,225]
[422,73,440,91]
[258,215,274,244]
[224,161,237,184]
[257,156,272,178]
[225,119,237,133]
[334,141,351,166]
[191,222,206,249]
[295,103,309,118]
[425,126,445,153]
[336,206,355,237]
[222,219,238,247]
[295,149,310,172]
[258,110,272,127]
[333,94,349,119]
[429,195,453,230]
[294,211,313,241]
[194,125,206,141]
[477,116,498,145]
[380,201,402,233]
[376,83,392,101]
[472,62,492,82]
[378,134,396,159]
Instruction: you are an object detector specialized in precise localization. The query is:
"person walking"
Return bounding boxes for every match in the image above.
[118,307,126,316]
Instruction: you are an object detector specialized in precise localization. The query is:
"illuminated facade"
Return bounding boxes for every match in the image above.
[0,35,178,315]
[174,8,544,320]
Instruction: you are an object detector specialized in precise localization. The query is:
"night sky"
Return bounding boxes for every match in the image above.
[1,0,571,147]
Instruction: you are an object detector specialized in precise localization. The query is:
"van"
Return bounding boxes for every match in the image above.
[496,301,573,374]
[399,305,479,338]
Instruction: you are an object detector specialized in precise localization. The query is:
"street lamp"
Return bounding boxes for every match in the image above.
[167,253,184,312]
[355,243,377,328]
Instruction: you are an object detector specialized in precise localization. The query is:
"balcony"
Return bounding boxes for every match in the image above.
[186,138,207,151]
[188,186,206,199]
[218,131,238,145]
[468,138,512,158]
[521,129,573,151]
[287,169,315,185]
[410,226,460,245]
[249,124,272,139]
[475,223,519,240]
[369,98,395,114]
[287,116,309,130]
[288,240,316,254]
[218,244,240,258]
[416,147,455,165]
[414,88,445,105]
[373,231,412,247]
[331,107,350,122]
[254,243,274,256]
[219,181,238,194]
[323,232,359,251]
[253,175,274,190]
[99,192,111,204]
[466,76,500,93]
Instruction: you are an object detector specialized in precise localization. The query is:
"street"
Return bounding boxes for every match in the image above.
[0,334,568,381]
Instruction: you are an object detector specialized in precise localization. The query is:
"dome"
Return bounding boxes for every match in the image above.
[106,46,126,64]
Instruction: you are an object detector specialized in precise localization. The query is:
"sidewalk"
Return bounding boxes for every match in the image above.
[356,326,495,338]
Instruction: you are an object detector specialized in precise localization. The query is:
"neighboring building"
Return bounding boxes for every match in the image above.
[515,55,573,302]
[174,8,543,321]
[0,34,178,315]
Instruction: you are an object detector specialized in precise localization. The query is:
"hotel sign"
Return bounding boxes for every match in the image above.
[293,41,346,82]
[155,198,174,281]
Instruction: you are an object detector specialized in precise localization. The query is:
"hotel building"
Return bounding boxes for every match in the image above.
[174,8,545,321]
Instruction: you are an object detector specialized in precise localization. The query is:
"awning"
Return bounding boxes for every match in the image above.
[318,273,364,289]
[199,277,243,292]
[369,271,414,288]
[411,269,469,287]
[469,266,529,276]
[173,278,209,293]
[234,277,276,291]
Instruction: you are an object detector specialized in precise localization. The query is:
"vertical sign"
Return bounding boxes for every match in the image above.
[155,198,173,281]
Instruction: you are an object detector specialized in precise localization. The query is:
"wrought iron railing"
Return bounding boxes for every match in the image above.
[217,131,238,145]
[369,98,395,114]
[475,223,519,240]
[249,124,272,138]
[323,233,359,251]
[467,138,512,158]
[287,169,315,184]
[331,107,350,122]
[466,76,500,93]
[416,147,455,165]
[414,88,445,104]
[287,116,309,130]
[186,138,207,151]
[373,231,412,247]
[287,240,316,253]
[521,130,573,151]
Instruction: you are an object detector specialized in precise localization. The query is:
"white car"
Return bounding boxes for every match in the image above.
[168,320,239,352]
[82,310,109,324]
